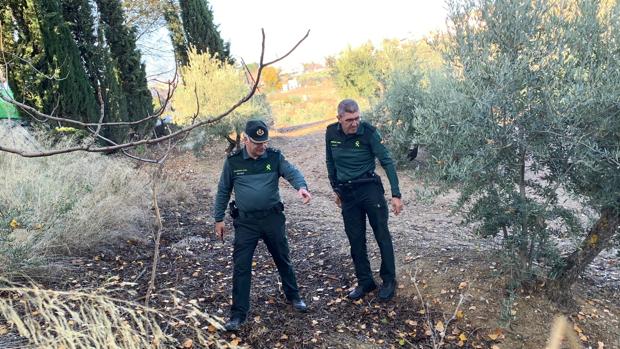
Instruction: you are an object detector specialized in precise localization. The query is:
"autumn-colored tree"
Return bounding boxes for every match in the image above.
[258,66,282,92]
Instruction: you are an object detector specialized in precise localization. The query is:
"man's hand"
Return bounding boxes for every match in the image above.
[334,192,341,208]
[391,197,403,215]
[298,188,312,204]
[215,221,225,241]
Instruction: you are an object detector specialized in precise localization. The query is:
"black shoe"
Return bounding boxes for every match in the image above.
[347,283,378,300]
[378,281,396,301]
[291,298,308,312]
[224,317,245,331]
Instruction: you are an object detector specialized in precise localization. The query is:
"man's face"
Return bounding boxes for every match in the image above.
[244,137,268,158]
[338,111,361,135]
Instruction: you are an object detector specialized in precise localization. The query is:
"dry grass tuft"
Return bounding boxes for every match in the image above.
[0,123,152,275]
[0,279,229,348]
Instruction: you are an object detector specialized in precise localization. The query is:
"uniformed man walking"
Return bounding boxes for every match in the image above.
[214,119,312,331]
[325,99,404,302]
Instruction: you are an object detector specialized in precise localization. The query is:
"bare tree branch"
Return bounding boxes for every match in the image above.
[0,29,310,159]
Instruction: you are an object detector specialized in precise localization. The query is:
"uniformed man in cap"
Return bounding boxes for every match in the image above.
[325,99,404,302]
[214,119,312,331]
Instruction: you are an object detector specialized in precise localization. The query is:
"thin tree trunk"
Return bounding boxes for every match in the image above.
[518,149,530,272]
[546,207,619,303]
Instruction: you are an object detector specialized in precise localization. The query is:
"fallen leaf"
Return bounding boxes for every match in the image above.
[182,339,193,348]
[230,338,240,346]
[456,310,464,320]
[459,333,467,341]
[0,325,9,335]
[435,321,445,333]
[459,282,468,289]
[488,328,503,341]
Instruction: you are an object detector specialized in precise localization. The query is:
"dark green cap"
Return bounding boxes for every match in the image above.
[245,119,269,143]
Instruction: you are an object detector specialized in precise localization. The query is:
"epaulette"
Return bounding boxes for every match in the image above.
[266,147,281,154]
[227,148,243,158]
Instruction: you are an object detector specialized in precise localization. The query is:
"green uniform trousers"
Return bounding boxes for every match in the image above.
[231,210,300,320]
[339,180,396,288]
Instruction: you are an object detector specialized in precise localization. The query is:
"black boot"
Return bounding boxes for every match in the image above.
[224,317,245,331]
[347,283,378,300]
[291,298,308,312]
[378,281,396,301]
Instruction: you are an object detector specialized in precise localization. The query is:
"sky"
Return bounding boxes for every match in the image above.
[208,0,449,71]
[143,1,449,78]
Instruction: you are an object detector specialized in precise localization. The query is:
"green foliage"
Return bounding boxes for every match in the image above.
[394,0,620,285]
[365,40,445,163]
[1,0,48,116]
[37,0,100,123]
[172,49,271,150]
[329,43,381,102]
[329,39,443,105]
[162,0,188,66]
[96,0,154,137]
[179,0,230,62]
[61,0,129,144]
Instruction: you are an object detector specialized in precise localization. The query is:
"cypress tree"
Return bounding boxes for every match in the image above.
[60,0,98,91]
[36,0,99,123]
[1,0,48,117]
[162,0,188,66]
[95,25,130,143]
[178,0,230,62]
[96,0,153,136]
[61,0,128,143]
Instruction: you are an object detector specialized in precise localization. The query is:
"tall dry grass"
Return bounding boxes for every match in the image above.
[0,279,228,348]
[0,122,189,276]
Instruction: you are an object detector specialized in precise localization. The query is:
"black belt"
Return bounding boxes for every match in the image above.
[337,172,380,188]
[229,201,284,219]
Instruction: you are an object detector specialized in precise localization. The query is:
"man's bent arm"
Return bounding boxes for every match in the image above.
[369,130,401,198]
[279,153,308,190]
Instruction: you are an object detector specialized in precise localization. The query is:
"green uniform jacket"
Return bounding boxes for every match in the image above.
[213,147,307,222]
[325,121,401,198]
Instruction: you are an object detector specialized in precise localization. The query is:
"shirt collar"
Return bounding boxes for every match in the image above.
[242,146,268,160]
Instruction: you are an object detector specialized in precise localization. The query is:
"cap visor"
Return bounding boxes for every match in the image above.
[248,136,269,143]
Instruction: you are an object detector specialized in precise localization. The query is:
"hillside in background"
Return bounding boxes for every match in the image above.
[267,69,338,128]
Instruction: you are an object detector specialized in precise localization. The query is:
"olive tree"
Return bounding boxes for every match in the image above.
[404,0,618,302]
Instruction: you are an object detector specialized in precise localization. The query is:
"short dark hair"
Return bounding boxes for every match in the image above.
[337,99,359,116]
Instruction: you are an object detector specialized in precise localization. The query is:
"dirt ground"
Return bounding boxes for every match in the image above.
[29,121,620,348]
